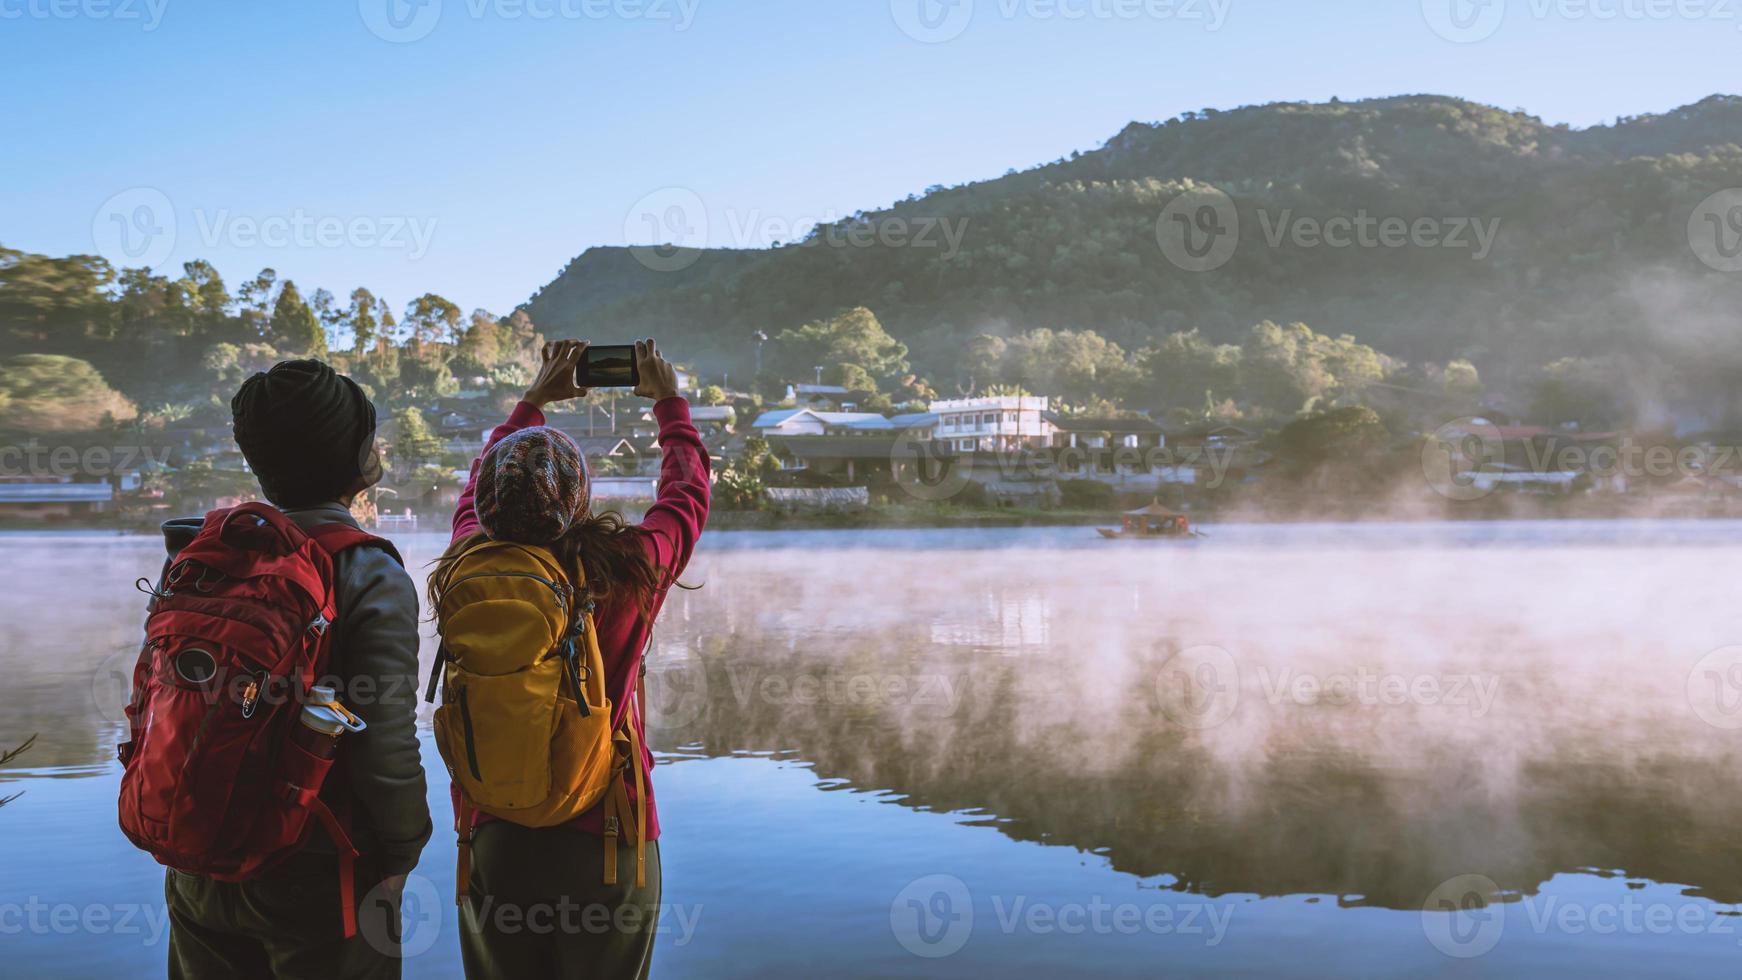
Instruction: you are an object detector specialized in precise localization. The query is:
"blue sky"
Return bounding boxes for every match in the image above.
[1,0,1736,314]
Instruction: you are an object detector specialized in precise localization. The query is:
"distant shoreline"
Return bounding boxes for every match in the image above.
[7,499,1738,536]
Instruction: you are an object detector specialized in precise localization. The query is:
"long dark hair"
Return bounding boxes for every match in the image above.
[430,511,667,617]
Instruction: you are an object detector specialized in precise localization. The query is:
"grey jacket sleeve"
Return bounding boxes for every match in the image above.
[332,545,433,876]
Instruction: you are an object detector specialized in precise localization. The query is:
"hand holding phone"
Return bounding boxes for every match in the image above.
[524,341,590,409]
[633,338,680,402]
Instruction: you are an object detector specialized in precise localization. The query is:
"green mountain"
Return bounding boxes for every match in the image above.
[524,94,1742,420]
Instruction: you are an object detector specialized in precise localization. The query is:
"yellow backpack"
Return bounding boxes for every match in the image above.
[428,539,647,902]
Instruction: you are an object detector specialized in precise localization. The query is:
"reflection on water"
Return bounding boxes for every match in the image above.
[6,522,1742,975]
[639,526,1742,911]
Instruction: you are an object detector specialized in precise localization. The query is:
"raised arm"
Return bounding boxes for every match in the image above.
[632,339,710,587]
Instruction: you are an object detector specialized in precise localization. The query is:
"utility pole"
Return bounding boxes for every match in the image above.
[814,365,824,386]
[753,330,767,377]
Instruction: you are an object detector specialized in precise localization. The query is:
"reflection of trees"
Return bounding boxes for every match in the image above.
[650,632,1742,910]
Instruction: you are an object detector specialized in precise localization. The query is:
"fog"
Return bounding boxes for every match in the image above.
[6,523,1742,922]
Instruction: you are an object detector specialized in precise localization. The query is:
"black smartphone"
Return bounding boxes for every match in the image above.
[576,344,640,389]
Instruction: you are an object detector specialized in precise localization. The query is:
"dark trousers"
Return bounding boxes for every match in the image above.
[460,823,663,980]
[165,853,403,980]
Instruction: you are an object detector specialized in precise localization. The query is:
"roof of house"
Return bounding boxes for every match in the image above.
[1042,412,1163,433]
[752,408,894,430]
[0,483,114,504]
[888,412,939,429]
[793,384,851,396]
[568,436,638,457]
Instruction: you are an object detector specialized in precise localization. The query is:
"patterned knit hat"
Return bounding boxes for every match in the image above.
[474,426,591,544]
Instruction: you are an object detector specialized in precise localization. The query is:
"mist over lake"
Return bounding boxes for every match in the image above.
[7,523,1742,978]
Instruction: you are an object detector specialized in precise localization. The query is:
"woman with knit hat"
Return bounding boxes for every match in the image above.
[433,339,709,979]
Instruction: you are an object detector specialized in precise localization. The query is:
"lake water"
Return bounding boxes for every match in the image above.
[6,521,1742,978]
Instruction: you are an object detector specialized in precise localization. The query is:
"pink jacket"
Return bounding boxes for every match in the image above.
[449,396,711,839]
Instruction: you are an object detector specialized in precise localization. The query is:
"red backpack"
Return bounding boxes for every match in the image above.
[117,502,400,937]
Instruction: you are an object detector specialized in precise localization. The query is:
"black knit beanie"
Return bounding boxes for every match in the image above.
[231,360,380,508]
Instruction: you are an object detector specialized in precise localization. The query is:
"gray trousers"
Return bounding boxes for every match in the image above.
[460,823,663,980]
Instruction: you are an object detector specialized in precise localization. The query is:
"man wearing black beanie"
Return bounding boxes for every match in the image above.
[231,359,384,507]
[162,359,431,979]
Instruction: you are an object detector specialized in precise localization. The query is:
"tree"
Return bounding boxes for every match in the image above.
[237,268,278,337]
[1273,405,1388,477]
[772,307,909,386]
[697,385,728,406]
[0,354,137,432]
[390,407,445,472]
[403,293,462,351]
[823,362,877,392]
[345,287,381,354]
[270,280,326,356]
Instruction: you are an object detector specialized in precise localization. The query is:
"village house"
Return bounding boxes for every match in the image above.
[931,396,1055,453]
[0,479,115,522]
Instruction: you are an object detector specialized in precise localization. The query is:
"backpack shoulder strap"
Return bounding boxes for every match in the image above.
[308,523,404,567]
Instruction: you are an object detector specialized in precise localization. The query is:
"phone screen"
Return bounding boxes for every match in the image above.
[577,345,640,389]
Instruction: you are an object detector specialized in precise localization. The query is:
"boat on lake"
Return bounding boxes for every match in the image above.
[1096,502,1202,540]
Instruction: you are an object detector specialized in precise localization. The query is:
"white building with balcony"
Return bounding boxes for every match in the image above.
[930,396,1055,453]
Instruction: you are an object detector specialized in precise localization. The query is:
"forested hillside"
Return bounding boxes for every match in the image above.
[527,94,1742,429]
